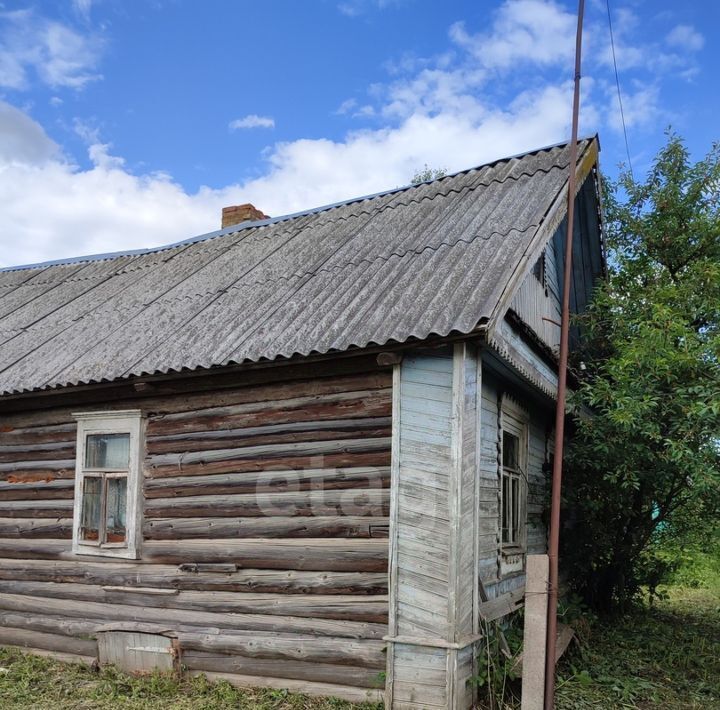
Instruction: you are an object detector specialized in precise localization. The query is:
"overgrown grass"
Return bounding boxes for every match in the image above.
[555,586,720,709]
[0,648,382,710]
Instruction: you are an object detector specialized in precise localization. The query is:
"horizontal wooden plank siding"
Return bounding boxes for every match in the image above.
[0,358,392,696]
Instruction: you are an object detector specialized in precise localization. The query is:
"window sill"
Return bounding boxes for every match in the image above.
[73,544,140,560]
[500,548,525,575]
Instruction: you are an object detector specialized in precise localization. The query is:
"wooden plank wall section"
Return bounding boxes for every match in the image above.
[478,370,549,600]
[0,357,392,703]
[386,345,479,710]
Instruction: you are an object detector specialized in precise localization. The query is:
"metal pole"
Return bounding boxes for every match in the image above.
[544,1,585,708]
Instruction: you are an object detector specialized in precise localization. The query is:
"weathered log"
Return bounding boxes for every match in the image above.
[144,489,389,519]
[0,593,386,639]
[0,581,388,623]
[0,441,75,463]
[147,388,391,434]
[0,626,97,657]
[178,631,385,669]
[0,610,386,668]
[146,438,391,478]
[0,365,390,427]
[0,559,388,594]
[0,538,388,571]
[145,450,391,479]
[143,515,390,540]
[142,539,388,571]
[146,420,391,456]
[0,479,74,501]
[0,517,72,539]
[0,499,73,518]
[143,466,390,499]
[182,650,382,688]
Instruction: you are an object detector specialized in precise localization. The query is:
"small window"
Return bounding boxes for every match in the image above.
[532,250,548,295]
[72,411,143,559]
[500,398,528,553]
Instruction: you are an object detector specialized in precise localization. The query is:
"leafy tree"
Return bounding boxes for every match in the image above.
[410,164,447,184]
[562,134,720,611]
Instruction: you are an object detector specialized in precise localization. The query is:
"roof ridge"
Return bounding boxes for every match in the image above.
[0,137,592,274]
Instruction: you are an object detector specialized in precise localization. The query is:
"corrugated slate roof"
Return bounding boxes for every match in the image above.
[0,138,597,396]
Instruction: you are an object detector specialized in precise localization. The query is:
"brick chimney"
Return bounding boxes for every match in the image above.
[221,203,269,229]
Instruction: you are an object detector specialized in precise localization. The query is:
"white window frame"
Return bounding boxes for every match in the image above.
[499,396,529,574]
[72,410,144,559]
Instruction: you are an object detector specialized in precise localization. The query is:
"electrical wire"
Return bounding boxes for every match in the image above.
[606,0,634,180]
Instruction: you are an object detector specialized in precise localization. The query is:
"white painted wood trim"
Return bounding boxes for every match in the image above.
[385,362,402,707]
[72,410,144,560]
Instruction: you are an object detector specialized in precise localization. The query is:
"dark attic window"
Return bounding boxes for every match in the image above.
[532,250,548,295]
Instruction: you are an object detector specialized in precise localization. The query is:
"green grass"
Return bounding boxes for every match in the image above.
[555,586,720,709]
[0,649,382,710]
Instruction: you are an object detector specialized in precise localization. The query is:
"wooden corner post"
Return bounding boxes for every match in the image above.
[385,343,480,709]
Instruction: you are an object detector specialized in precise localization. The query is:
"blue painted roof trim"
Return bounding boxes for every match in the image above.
[0,135,599,274]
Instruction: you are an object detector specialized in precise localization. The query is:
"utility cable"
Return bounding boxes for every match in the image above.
[606,0,634,180]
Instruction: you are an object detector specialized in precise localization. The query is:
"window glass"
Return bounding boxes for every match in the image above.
[80,476,102,542]
[503,431,519,470]
[105,477,128,543]
[85,433,130,469]
[502,475,510,544]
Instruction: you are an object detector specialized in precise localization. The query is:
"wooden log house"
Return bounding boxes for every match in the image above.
[0,138,604,708]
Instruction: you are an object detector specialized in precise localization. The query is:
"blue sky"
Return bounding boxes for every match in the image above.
[0,0,716,266]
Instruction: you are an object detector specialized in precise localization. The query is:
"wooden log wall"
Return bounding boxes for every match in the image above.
[0,357,391,702]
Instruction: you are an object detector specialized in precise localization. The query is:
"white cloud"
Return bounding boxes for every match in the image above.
[665,24,704,52]
[0,9,102,90]
[449,0,576,70]
[0,101,59,165]
[229,114,275,130]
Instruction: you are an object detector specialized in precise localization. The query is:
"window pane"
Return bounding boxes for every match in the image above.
[501,474,510,544]
[511,476,520,543]
[80,476,101,542]
[105,477,127,543]
[86,433,130,469]
[503,431,519,469]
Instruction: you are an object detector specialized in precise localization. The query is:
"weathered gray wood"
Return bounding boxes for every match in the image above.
[178,631,385,668]
[0,593,386,639]
[143,466,390,499]
[144,515,390,540]
[0,610,386,668]
[0,626,97,657]
[0,499,73,518]
[0,581,388,622]
[146,438,391,478]
[146,417,391,455]
[182,650,382,688]
[0,559,388,594]
[0,479,74,500]
[0,517,72,538]
[142,539,388,571]
[0,538,388,571]
[147,389,391,438]
[144,489,389,519]
[478,588,525,622]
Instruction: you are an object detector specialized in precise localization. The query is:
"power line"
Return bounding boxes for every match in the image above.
[606,0,634,180]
